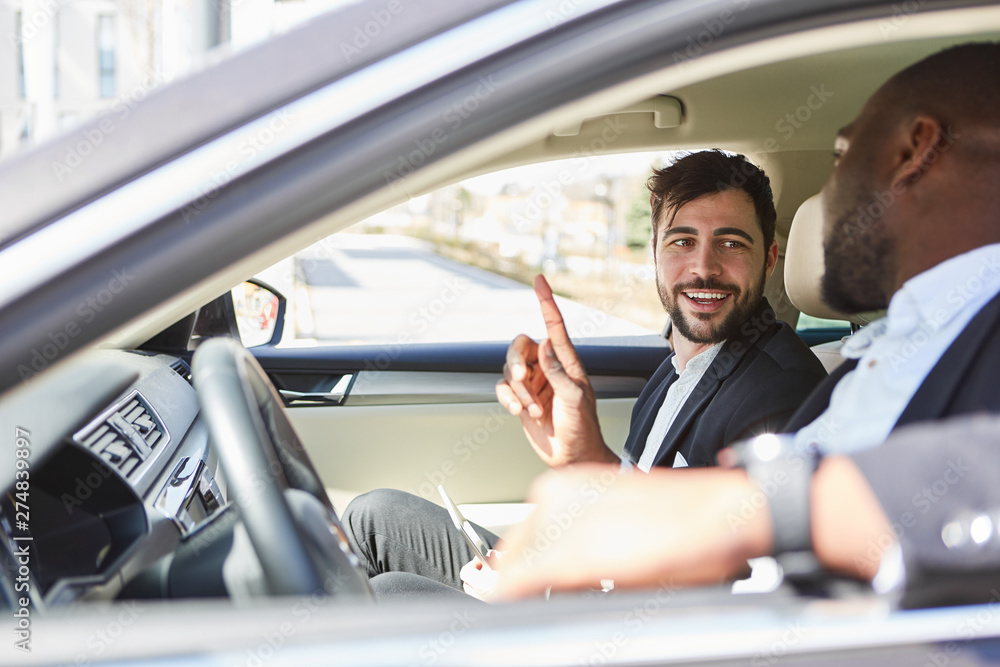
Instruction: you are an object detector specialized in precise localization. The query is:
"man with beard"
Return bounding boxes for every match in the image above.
[495,150,827,473]
[343,150,827,600]
[490,42,1000,603]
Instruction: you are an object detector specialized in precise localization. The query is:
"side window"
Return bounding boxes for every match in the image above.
[795,313,852,347]
[264,153,680,348]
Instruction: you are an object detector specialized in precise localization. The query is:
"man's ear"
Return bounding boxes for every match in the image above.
[892,115,946,190]
[764,240,779,281]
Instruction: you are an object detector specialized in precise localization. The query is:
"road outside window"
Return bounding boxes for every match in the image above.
[264,152,681,347]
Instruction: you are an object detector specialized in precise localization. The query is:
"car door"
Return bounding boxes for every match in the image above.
[252,331,668,520]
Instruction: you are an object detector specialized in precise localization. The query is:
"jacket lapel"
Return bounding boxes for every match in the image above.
[621,366,677,463]
[783,359,858,432]
[650,363,725,467]
[649,298,780,467]
[895,291,1000,427]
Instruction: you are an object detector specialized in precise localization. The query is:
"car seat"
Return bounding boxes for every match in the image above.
[784,194,884,372]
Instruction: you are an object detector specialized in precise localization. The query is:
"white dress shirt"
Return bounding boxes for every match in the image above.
[794,243,1000,455]
[634,342,723,472]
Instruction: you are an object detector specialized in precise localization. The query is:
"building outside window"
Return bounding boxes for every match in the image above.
[97,15,115,99]
[16,11,26,98]
[53,11,60,99]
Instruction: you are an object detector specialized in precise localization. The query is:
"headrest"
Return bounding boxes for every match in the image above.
[784,194,881,326]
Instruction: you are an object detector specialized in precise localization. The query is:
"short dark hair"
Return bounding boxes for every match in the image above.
[647,150,776,250]
[882,42,1000,131]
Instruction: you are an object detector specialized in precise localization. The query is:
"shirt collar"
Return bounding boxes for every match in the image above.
[670,341,723,375]
[840,243,1000,359]
[899,242,1000,330]
[840,318,886,359]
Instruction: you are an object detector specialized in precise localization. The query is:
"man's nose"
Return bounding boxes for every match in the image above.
[689,245,722,278]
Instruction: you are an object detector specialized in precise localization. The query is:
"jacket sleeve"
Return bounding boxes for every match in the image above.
[848,414,1000,608]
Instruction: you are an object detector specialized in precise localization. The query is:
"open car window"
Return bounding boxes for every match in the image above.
[260,152,680,348]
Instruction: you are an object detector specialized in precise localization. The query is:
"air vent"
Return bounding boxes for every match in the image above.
[169,358,193,385]
[74,391,169,478]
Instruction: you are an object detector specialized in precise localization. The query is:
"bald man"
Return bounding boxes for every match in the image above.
[492,42,1000,603]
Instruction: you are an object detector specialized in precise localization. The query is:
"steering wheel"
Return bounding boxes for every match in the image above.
[192,337,371,599]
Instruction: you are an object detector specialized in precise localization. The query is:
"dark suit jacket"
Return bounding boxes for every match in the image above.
[783,291,1000,434]
[849,414,1000,609]
[622,298,828,469]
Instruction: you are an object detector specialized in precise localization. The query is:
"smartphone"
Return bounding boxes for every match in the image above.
[438,484,492,571]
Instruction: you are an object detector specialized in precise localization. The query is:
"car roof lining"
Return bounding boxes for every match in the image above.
[94,6,1000,350]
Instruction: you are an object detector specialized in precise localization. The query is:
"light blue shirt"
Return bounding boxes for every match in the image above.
[794,243,1000,454]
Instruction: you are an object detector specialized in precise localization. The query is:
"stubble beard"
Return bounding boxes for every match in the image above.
[658,266,767,345]
[821,180,896,313]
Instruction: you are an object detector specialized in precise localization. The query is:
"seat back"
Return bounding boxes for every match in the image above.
[784,194,883,371]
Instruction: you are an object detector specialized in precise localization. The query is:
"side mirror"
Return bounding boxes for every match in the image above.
[231,279,286,347]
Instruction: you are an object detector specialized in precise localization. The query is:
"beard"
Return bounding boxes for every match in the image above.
[658,266,767,345]
[821,181,896,313]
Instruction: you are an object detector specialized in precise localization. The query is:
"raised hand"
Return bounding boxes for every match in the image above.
[495,275,618,467]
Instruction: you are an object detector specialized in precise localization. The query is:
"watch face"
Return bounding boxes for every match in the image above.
[749,433,800,463]
[737,433,818,557]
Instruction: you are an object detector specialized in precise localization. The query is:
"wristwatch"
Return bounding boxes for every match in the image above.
[723,433,822,575]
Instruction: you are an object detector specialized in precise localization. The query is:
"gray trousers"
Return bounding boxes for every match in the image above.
[342,489,500,600]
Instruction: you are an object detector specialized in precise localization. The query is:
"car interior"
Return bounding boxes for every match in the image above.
[3,0,1000,662]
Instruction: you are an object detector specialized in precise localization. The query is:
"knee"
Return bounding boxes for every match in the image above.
[342,488,415,531]
[345,488,409,515]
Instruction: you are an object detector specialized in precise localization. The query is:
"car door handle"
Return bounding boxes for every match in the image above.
[278,373,353,406]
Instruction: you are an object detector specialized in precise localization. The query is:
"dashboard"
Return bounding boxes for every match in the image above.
[0,350,231,608]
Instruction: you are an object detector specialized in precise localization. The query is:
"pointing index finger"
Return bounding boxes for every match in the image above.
[533,275,572,346]
[533,275,586,379]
